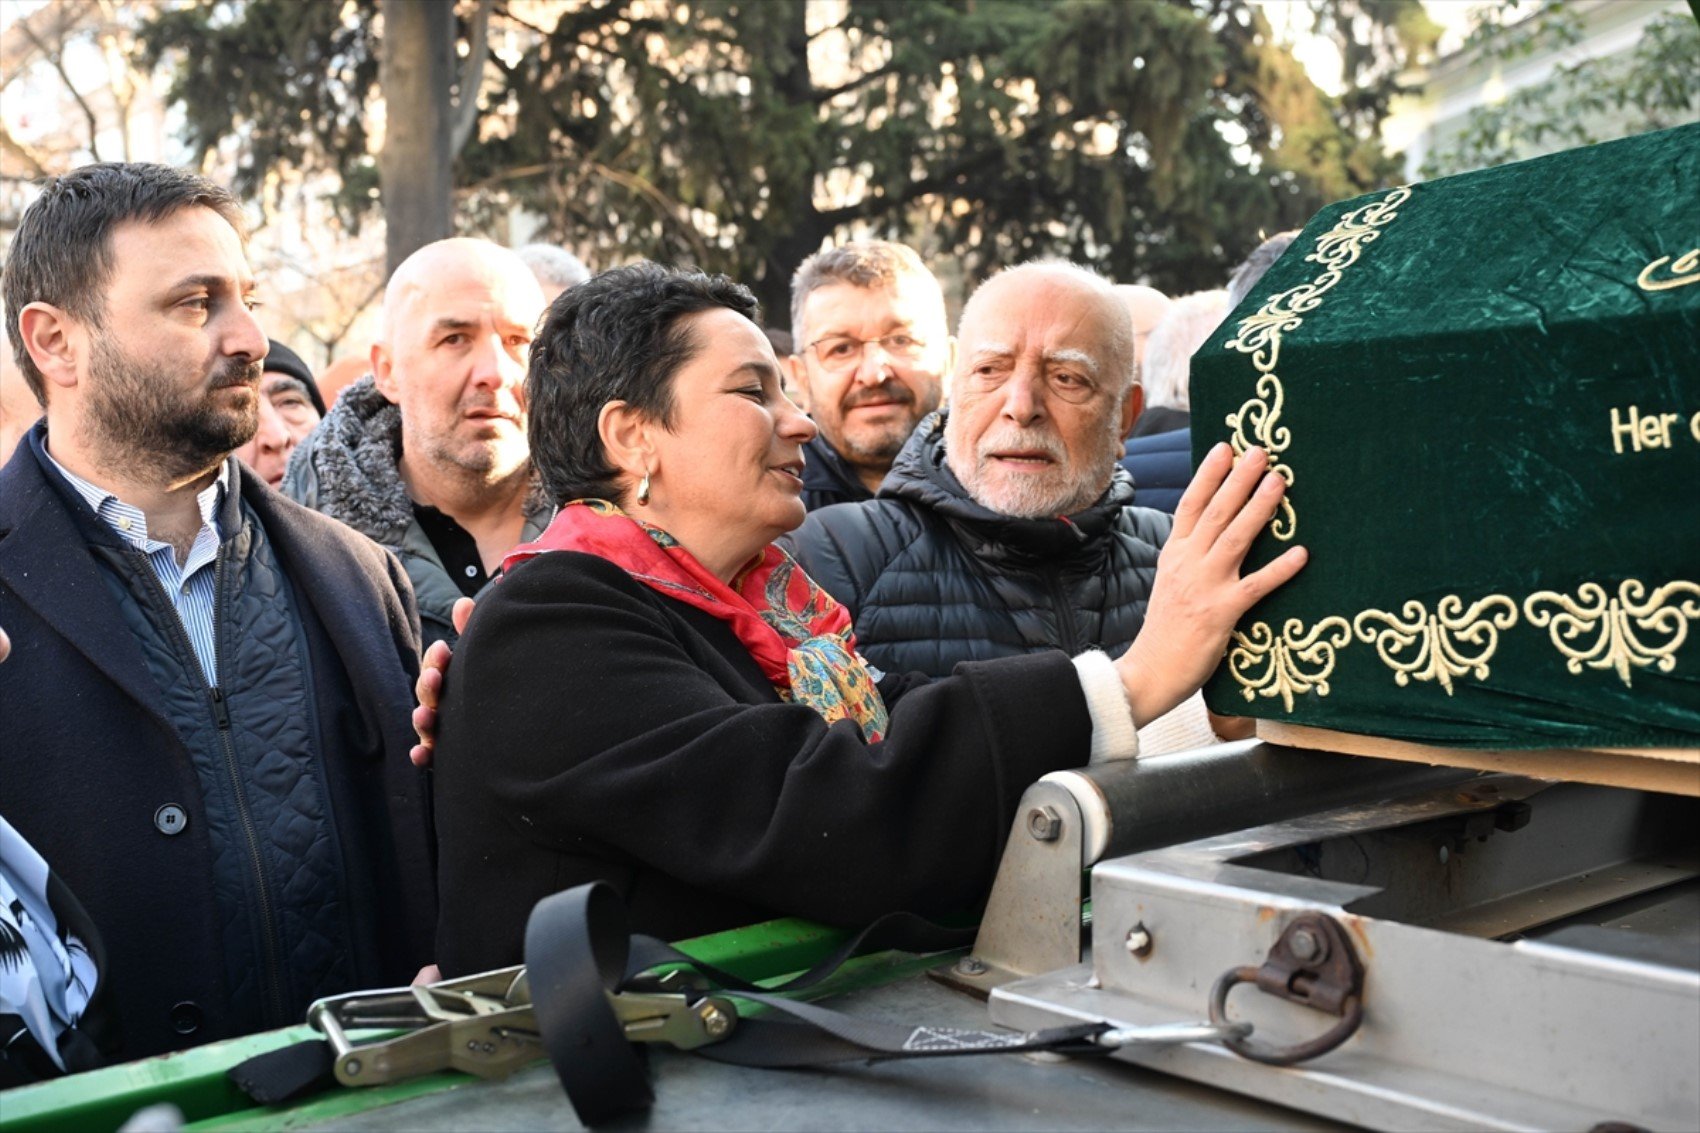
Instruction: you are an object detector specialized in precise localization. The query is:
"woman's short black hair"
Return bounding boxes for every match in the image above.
[527,262,760,507]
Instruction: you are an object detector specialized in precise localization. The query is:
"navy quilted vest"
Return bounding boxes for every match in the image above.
[90,486,353,1034]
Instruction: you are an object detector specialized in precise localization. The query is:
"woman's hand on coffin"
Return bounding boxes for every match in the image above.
[1113,444,1307,727]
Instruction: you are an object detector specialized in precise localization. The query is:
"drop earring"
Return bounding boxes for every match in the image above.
[637,470,652,506]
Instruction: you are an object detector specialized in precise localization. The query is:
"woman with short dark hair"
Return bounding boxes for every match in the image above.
[431,263,1303,975]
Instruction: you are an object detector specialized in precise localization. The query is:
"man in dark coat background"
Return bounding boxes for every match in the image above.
[783,241,955,510]
[0,163,434,1068]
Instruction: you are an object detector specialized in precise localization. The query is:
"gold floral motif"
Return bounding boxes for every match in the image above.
[1353,595,1519,696]
[1524,580,1700,687]
[1224,372,1291,454]
[1224,186,1412,375]
[1220,186,1412,542]
[1222,289,1324,375]
[1227,616,1353,713]
[1307,188,1413,273]
[1222,373,1297,539]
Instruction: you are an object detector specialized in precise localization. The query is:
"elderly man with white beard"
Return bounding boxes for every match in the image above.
[784,261,1213,744]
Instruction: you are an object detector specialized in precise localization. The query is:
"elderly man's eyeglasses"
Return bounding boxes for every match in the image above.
[803,333,928,373]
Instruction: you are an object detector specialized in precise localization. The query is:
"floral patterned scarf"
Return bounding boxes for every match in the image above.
[502,500,889,742]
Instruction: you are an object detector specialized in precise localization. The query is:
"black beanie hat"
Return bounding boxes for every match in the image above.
[263,340,327,417]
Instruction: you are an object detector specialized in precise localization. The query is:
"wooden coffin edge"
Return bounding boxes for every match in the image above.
[1257,721,1700,798]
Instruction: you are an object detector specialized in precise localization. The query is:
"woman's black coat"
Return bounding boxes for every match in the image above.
[432,550,1096,974]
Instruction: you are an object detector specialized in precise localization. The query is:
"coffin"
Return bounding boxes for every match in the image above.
[1190,123,1700,757]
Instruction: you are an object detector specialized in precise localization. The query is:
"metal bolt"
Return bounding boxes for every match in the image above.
[1289,926,1327,964]
[1125,923,1153,959]
[955,955,988,976]
[1026,805,1062,842]
[699,1004,731,1039]
[343,1057,362,1077]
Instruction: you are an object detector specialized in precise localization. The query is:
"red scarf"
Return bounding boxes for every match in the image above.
[503,500,888,741]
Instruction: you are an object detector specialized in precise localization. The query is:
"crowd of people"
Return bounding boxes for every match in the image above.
[0,160,1301,1084]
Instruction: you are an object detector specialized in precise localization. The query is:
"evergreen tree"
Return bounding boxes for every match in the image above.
[140,0,1435,311]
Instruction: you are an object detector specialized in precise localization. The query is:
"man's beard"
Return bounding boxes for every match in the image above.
[84,342,261,481]
[945,414,1123,519]
[831,379,938,465]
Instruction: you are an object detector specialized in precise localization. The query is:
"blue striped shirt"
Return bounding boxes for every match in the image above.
[45,450,229,686]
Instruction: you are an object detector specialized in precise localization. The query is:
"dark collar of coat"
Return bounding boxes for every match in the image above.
[0,422,188,732]
[801,431,876,503]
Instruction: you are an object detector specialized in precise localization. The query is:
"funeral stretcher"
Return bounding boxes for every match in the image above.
[10,126,1698,1132]
[985,120,1699,1130]
[5,739,1695,1131]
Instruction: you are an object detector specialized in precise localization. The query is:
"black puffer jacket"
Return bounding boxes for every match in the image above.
[783,412,1171,676]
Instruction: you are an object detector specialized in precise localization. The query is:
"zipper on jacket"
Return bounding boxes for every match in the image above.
[1045,565,1085,655]
[207,551,291,1030]
[126,540,291,1030]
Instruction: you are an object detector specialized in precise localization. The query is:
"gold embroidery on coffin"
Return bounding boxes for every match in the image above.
[1223,374,1297,539]
[1223,186,1413,541]
[1353,595,1519,696]
[1637,249,1700,292]
[1227,617,1352,713]
[1524,579,1700,687]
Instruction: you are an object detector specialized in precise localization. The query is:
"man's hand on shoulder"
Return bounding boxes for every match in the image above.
[410,597,474,767]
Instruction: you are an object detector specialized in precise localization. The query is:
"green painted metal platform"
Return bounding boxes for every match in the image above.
[1,917,1329,1132]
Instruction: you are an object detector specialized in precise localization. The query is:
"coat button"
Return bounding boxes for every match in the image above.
[154,804,188,836]
[170,1001,203,1035]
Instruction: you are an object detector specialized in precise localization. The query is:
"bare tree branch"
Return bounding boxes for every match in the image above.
[0,0,97,92]
[0,124,53,180]
[18,18,105,162]
[811,148,1002,228]
[450,0,495,157]
[811,62,897,105]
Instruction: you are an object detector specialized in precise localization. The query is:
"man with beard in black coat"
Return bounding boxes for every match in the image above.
[0,163,434,1069]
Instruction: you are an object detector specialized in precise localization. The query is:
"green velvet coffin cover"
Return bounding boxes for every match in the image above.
[1191,123,1700,750]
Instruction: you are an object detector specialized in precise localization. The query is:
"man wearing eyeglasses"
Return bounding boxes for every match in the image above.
[785,242,955,510]
[785,262,1191,738]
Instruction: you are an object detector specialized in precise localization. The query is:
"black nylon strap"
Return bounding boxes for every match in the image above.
[230,886,1106,1122]
[620,921,1105,1069]
[525,882,653,1126]
[531,884,1110,1124]
[226,1038,334,1106]
[700,993,1111,1067]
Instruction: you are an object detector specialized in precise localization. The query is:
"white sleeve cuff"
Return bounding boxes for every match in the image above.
[1135,691,1218,757]
[1070,649,1140,764]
